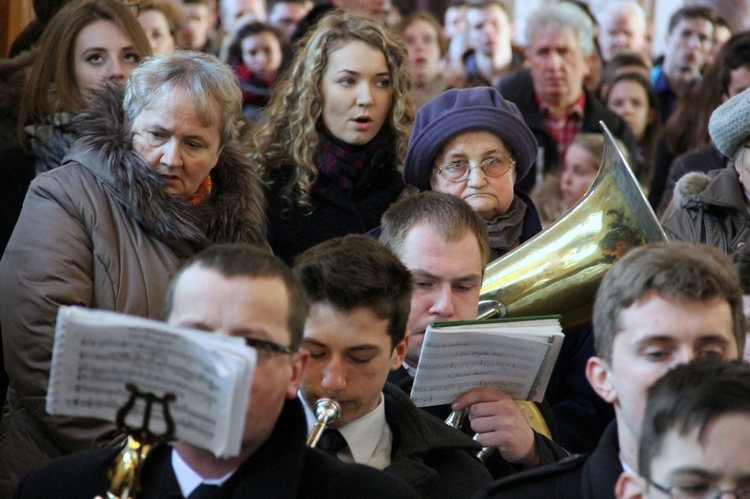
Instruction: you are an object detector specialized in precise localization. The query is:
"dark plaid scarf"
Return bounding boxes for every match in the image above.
[315,129,389,191]
[235,63,275,107]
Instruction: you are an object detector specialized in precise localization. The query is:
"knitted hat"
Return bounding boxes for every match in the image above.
[709,87,750,158]
[403,87,538,191]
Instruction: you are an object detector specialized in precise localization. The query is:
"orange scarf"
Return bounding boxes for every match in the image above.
[187,175,213,206]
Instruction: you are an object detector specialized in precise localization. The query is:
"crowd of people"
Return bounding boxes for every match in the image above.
[2,0,750,497]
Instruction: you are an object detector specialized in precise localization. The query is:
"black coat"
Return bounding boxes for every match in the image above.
[386,368,569,480]
[13,398,419,499]
[544,324,614,454]
[496,69,637,195]
[382,383,492,498]
[472,421,622,499]
[265,159,404,265]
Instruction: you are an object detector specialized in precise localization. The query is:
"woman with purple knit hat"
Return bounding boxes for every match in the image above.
[403,86,542,261]
[403,87,616,457]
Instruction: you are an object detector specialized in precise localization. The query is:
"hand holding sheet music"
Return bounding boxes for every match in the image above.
[410,316,564,407]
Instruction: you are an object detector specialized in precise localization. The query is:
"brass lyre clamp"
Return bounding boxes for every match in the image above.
[106,383,177,499]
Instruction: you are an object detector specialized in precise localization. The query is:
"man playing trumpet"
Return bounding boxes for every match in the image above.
[13,245,417,498]
[295,233,492,498]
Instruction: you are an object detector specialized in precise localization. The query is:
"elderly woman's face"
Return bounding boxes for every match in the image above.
[131,91,222,201]
[321,40,393,146]
[430,130,516,220]
[74,20,141,97]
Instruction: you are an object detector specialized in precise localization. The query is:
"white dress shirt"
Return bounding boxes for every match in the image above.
[302,393,393,470]
[172,446,233,497]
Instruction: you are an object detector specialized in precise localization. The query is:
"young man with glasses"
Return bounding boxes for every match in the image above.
[616,359,750,499]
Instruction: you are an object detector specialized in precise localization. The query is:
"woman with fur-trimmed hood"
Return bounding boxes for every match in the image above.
[662,87,750,256]
[0,51,267,496]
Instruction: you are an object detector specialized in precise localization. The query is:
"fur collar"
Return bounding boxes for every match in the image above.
[67,85,267,253]
[673,171,712,208]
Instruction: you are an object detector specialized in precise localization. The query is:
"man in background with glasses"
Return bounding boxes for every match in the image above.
[616,359,750,499]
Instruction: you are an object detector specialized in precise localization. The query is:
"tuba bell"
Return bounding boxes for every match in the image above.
[479,122,667,330]
[445,124,666,459]
[306,398,342,448]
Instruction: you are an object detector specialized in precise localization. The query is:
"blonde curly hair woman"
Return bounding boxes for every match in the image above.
[249,10,415,263]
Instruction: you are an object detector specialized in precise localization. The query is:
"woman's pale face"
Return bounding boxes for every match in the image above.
[138,9,176,56]
[321,40,393,145]
[131,90,223,201]
[560,143,598,208]
[606,79,653,142]
[403,19,441,86]
[430,130,516,220]
[74,20,141,96]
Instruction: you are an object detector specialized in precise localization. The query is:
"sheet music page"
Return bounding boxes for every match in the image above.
[409,329,553,407]
[46,306,255,458]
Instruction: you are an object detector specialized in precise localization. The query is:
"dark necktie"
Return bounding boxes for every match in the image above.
[187,483,220,499]
[316,428,348,458]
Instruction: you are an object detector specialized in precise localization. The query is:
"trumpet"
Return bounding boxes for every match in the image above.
[306,398,342,448]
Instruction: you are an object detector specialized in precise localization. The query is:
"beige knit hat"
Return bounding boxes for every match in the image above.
[709,87,750,159]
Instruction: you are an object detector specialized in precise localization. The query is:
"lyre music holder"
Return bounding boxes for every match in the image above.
[107,383,177,499]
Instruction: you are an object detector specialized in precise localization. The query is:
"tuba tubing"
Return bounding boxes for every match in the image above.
[306,398,342,448]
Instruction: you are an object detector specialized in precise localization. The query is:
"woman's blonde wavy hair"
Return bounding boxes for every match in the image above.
[249,11,415,209]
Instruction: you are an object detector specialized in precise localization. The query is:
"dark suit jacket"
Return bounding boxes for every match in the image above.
[382,383,492,498]
[13,398,419,499]
[386,368,568,480]
[472,420,622,499]
[496,69,637,195]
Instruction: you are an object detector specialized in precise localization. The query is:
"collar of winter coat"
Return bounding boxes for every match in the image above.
[64,85,268,253]
[673,167,745,212]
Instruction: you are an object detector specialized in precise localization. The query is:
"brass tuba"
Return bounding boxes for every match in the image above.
[479,122,667,329]
[446,124,666,459]
[306,398,342,448]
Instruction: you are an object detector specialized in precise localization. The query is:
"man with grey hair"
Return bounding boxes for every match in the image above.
[597,1,649,62]
[496,2,636,194]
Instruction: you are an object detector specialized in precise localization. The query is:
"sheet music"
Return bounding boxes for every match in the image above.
[46,307,256,458]
[410,319,563,407]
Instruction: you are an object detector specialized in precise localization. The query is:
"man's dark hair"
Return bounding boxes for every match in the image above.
[638,359,750,478]
[716,32,750,96]
[667,6,717,34]
[294,235,413,347]
[165,244,308,349]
